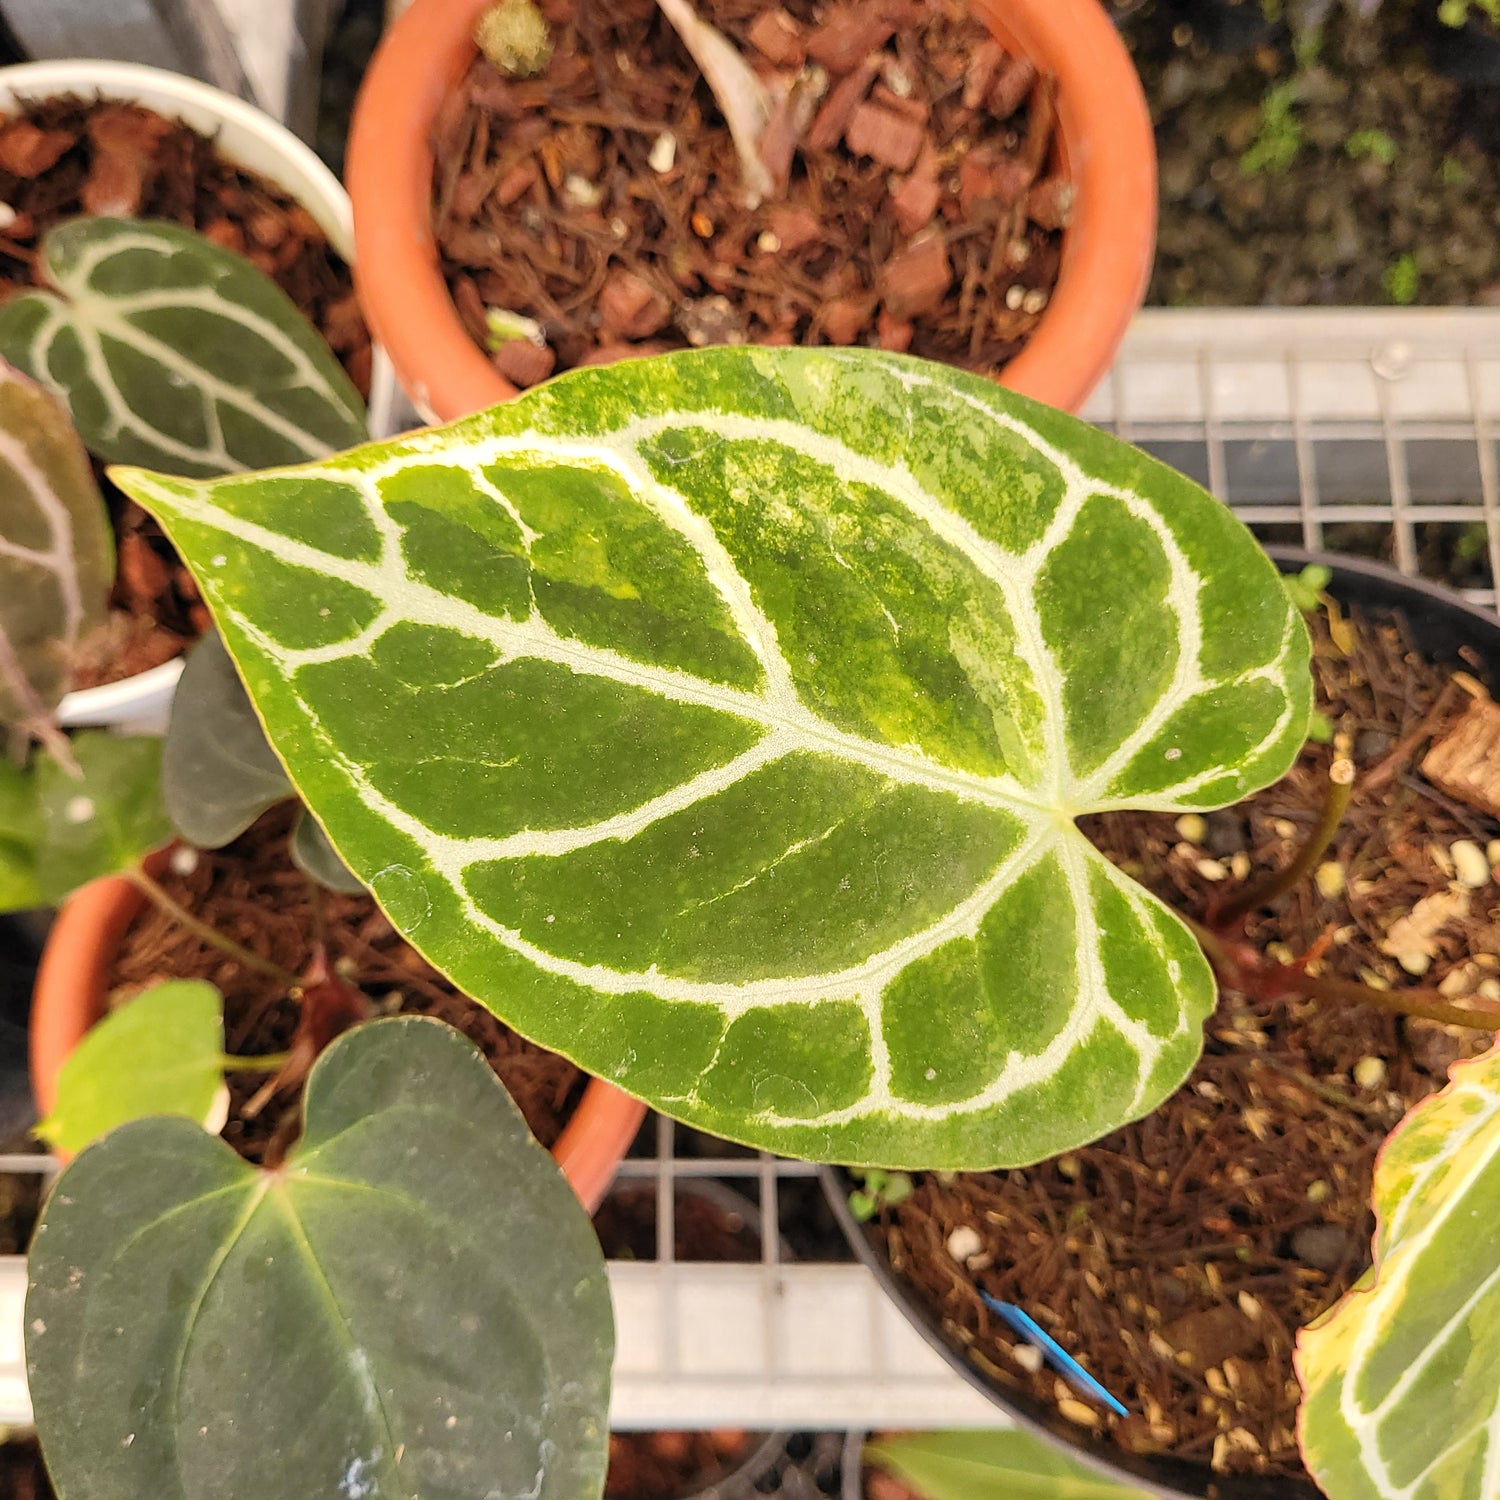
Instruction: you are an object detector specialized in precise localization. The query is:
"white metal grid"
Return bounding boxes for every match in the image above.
[1,308,1498,1435]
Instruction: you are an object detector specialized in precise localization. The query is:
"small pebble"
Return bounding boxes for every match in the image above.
[1012,1343,1044,1374]
[1057,1154,1080,1180]
[1315,861,1345,899]
[1487,839,1500,868]
[1481,979,1500,1002]
[0,202,15,229]
[1230,851,1252,881]
[1175,813,1207,843]
[648,131,677,174]
[945,1225,983,1263]
[1057,1398,1101,1429]
[1305,1179,1332,1205]
[1293,1222,1349,1270]
[561,173,602,207]
[1451,840,1491,889]
[1398,951,1432,977]
[1196,858,1228,881]
[169,846,200,876]
[1354,1055,1387,1090]
[1237,1291,1261,1320]
[1274,819,1298,840]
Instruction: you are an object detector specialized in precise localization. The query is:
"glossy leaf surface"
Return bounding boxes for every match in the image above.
[115,347,1311,1167]
[0,362,112,732]
[37,980,225,1156]
[27,1016,613,1500]
[1297,1041,1500,1500]
[0,218,365,477]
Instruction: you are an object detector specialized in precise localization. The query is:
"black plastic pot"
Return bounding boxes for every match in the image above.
[821,550,1500,1500]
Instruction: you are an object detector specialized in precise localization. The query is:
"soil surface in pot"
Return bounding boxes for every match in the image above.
[1120,0,1500,309]
[433,0,1069,386]
[857,604,1499,1481]
[0,96,372,693]
[0,1439,51,1500]
[109,805,584,1162]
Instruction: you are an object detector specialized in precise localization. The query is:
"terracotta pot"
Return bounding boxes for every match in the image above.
[819,549,1500,1500]
[29,859,645,1210]
[348,0,1156,422]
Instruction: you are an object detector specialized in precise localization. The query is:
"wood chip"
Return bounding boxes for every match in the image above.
[0,121,73,178]
[491,337,557,387]
[746,7,805,67]
[890,172,941,235]
[844,102,924,171]
[1422,696,1500,817]
[805,7,897,73]
[598,268,671,339]
[805,58,878,152]
[881,234,952,318]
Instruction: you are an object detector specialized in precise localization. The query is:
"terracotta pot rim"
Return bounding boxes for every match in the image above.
[348,0,1156,422]
[28,856,644,1212]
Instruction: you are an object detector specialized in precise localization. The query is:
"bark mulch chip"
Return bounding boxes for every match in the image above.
[862,606,1499,1480]
[434,0,1069,383]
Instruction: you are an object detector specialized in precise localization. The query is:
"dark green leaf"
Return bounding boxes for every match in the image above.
[28,1015,613,1500]
[164,630,293,847]
[0,362,112,733]
[0,219,366,477]
[291,806,364,893]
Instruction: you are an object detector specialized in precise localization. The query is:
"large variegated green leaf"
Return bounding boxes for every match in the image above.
[1297,1041,1500,1500]
[0,218,365,478]
[113,347,1312,1167]
[0,361,112,733]
[28,1016,613,1500]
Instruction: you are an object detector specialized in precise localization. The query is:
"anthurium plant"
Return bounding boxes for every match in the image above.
[28,343,1497,1500]
[113,344,1314,1170]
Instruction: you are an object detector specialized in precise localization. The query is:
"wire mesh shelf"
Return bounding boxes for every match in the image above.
[0,307,1497,1433]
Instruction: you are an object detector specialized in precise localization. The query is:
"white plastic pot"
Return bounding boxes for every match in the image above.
[0,61,400,732]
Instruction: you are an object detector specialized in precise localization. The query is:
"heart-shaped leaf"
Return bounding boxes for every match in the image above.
[1296,1041,1500,1500]
[33,730,171,903]
[863,1430,1152,1500]
[0,218,366,478]
[27,1015,613,1500]
[37,979,226,1156]
[0,361,112,734]
[114,347,1312,1168]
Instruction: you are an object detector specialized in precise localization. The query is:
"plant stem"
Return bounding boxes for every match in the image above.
[1272,969,1500,1033]
[127,867,301,988]
[1213,757,1355,930]
[221,1051,291,1073]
